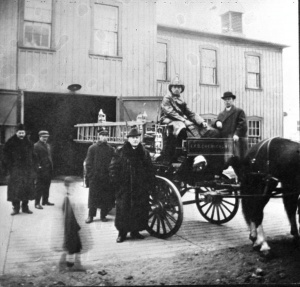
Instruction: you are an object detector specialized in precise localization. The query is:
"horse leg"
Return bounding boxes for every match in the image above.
[251,196,270,250]
[282,190,299,243]
[254,224,271,252]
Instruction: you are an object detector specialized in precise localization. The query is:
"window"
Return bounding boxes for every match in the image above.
[22,0,52,49]
[157,42,168,81]
[221,12,243,33]
[246,54,261,89]
[91,2,120,56]
[248,118,262,147]
[200,48,217,85]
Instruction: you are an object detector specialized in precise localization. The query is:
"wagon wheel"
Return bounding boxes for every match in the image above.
[147,175,183,239]
[195,187,239,224]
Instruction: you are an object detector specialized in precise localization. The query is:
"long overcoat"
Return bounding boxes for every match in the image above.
[109,141,156,232]
[85,141,115,210]
[2,134,36,202]
[215,105,248,159]
[34,140,53,180]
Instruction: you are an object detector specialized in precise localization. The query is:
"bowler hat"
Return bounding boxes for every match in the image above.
[221,91,236,100]
[127,127,141,138]
[39,130,50,137]
[16,123,26,131]
[168,75,185,94]
[97,127,109,135]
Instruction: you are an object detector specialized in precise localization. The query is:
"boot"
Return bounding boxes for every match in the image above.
[116,231,127,243]
[130,231,145,239]
[85,216,93,224]
[11,209,19,216]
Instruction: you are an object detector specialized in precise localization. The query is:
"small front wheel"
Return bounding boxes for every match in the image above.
[195,188,239,224]
[147,176,183,239]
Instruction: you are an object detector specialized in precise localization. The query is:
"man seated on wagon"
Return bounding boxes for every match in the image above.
[160,75,220,163]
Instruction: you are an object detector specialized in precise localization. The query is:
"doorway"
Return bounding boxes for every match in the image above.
[24,92,116,176]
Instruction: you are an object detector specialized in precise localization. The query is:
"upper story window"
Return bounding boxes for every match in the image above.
[91,2,121,57]
[22,0,53,49]
[221,12,243,33]
[246,53,261,89]
[248,117,262,147]
[157,42,168,81]
[200,48,218,85]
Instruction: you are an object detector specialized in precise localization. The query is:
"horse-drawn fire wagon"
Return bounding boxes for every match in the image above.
[74,117,300,254]
[74,120,241,239]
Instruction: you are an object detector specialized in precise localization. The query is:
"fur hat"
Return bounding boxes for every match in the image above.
[127,127,141,138]
[221,91,236,100]
[16,123,26,131]
[168,75,185,94]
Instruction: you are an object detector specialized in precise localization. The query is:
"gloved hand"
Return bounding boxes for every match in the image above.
[216,121,222,129]
[233,135,239,142]
[184,119,194,127]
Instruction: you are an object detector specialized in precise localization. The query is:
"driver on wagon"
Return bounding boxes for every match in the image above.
[160,75,219,162]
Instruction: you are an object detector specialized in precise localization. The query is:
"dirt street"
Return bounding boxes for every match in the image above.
[1,235,300,286]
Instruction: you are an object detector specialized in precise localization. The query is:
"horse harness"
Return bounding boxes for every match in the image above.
[249,137,280,196]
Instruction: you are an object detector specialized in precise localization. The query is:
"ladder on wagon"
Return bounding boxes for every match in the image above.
[74,121,147,145]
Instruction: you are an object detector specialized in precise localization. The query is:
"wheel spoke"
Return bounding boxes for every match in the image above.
[220,201,234,213]
[156,216,161,233]
[219,203,227,219]
[161,217,167,234]
[149,214,157,229]
[164,210,177,224]
[163,213,174,230]
[221,199,235,207]
[203,202,213,216]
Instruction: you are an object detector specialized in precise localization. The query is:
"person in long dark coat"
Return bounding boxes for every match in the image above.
[2,123,36,215]
[109,127,156,243]
[85,127,115,223]
[214,91,248,160]
[34,130,54,208]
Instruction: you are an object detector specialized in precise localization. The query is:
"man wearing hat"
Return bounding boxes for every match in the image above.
[214,91,248,160]
[160,75,219,162]
[109,126,156,242]
[2,123,36,215]
[85,127,115,223]
[34,130,54,208]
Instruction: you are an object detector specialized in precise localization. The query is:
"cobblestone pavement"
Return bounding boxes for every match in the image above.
[0,177,290,275]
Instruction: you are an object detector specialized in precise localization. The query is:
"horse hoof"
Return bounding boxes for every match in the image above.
[249,234,257,243]
[252,244,261,252]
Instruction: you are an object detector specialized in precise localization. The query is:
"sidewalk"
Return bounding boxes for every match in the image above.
[0,177,291,275]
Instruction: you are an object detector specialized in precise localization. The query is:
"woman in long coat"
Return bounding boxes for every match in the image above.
[109,127,156,243]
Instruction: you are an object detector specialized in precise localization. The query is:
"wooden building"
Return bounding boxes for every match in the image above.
[0,0,287,175]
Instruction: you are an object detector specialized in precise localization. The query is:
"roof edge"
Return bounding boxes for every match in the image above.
[157,24,289,49]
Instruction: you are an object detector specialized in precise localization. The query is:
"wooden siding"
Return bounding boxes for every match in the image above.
[157,28,284,138]
[0,0,18,90]
[11,0,156,97]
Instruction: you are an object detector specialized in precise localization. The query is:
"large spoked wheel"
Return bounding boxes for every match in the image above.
[195,187,239,224]
[147,175,183,239]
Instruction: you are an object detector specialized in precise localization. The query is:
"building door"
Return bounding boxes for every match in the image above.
[24,92,116,176]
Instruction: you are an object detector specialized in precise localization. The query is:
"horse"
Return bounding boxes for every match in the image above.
[239,137,300,254]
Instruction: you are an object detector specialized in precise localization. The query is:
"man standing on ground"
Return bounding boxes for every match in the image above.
[109,127,156,243]
[34,130,54,208]
[85,127,115,223]
[214,91,248,160]
[2,123,36,215]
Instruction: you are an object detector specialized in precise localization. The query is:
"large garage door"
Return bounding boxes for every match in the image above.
[24,92,116,176]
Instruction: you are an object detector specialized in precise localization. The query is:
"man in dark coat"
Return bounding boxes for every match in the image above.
[34,130,54,209]
[214,91,248,160]
[2,123,36,215]
[109,127,156,243]
[160,75,220,163]
[85,127,115,223]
